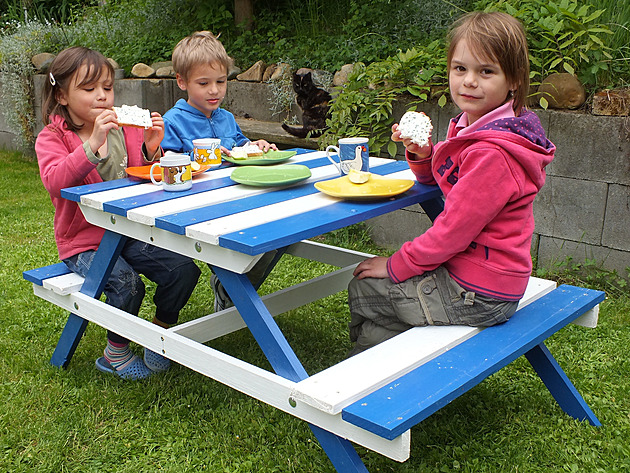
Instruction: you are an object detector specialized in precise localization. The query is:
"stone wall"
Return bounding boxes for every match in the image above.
[5,77,629,276]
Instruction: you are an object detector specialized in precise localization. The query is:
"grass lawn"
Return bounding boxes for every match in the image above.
[1,150,629,472]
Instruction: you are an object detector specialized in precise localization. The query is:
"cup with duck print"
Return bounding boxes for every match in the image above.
[325,137,369,176]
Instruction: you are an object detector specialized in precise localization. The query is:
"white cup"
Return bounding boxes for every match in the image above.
[192,138,222,168]
[150,154,192,191]
[325,137,370,176]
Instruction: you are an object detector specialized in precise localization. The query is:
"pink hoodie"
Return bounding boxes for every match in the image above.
[36,115,149,260]
[387,106,555,301]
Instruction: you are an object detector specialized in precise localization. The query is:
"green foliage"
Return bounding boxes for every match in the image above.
[320,43,448,157]
[474,0,616,92]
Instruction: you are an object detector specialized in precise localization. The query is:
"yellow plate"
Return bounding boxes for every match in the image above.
[314,174,415,200]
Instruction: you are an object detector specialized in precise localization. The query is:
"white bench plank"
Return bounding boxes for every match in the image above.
[42,272,84,295]
[290,277,557,414]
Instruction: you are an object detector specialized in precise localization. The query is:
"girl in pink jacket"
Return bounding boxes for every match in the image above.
[36,47,200,379]
[347,12,555,356]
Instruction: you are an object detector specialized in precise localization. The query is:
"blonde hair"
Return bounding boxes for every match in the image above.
[172,31,233,80]
[42,47,114,131]
[447,12,530,115]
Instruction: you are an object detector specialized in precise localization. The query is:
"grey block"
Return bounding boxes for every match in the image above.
[365,206,433,251]
[546,111,630,185]
[537,235,630,277]
[534,175,606,244]
[602,184,630,251]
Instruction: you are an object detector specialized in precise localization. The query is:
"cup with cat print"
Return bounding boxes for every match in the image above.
[192,138,222,168]
[150,153,193,191]
[325,137,370,176]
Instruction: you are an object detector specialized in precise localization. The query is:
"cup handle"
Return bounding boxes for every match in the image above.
[150,162,161,185]
[325,145,341,173]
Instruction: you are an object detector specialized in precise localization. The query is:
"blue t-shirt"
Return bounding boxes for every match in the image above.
[162,99,249,154]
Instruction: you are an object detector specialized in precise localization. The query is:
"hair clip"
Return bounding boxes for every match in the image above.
[49,72,56,86]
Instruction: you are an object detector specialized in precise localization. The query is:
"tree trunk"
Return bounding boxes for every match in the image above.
[234,0,254,30]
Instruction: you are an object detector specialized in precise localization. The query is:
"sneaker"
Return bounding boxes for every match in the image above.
[211,273,233,312]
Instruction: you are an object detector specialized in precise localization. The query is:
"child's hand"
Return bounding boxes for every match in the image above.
[144,112,164,158]
[353,256,389,280]
[392,123,432,160]
[88,109,118,155]
[251,139,278,153]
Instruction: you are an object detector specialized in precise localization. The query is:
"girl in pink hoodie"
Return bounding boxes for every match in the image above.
[347,12,555,356]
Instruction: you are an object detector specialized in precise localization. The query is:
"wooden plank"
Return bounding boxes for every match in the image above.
[341,285,605,440]
[291,277,556,414]
[31,285,411,461]
[23,262,70,285]
[42,272,84,295]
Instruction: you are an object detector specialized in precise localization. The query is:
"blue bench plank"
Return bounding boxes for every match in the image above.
[23,262,71,285]
[342,285,605,440]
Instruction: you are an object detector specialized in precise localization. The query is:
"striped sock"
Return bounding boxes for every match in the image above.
[104,341,135,370]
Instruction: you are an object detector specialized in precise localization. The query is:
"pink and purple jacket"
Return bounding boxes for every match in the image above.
[387,104,555,301]
[36,115,149,260]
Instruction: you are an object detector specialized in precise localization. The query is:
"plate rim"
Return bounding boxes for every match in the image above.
[223,149,298,166]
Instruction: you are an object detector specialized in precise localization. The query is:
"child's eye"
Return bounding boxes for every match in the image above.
[481,68,495,75]
[454,65,466,72]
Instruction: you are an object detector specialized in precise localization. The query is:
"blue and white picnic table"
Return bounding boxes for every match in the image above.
[24,148,604,472]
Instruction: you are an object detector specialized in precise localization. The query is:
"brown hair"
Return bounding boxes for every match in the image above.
[447,11,530,115]
[172,31,233,81]
[42,46,115,131]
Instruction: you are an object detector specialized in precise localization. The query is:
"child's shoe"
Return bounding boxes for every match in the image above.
[144,348,171,373]
[95,355,152,380]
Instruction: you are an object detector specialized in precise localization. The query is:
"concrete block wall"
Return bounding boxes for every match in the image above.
[4,77,629,276]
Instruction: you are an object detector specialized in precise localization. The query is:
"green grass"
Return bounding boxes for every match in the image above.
[1,150,629,472]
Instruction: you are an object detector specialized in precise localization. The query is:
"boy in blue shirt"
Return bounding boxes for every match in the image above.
[162,30,276,155]
[163,31,277,312]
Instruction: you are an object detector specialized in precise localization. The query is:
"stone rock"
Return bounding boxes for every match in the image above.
[156,65,175,78]
[237,60,266,82]
[269,63,292,82]
[131,63,155,78]
[150,61,172,71]
[228,64,241,80]
[107,58,120,70]
[262,64,277,82]
[333,63,355,86]
[592,89,630,116]
[31,53,55,73]
[114,69,125,80]
[537,73,586,109]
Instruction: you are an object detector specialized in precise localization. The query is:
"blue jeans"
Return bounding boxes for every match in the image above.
[64,239,200,344]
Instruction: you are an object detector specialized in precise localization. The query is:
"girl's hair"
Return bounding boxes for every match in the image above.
[447,11,530,115]
[42,46,114,131]
[172,31,233,81]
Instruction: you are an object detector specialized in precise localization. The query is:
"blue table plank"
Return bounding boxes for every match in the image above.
[218,183,443,255]
[155,160,411,234]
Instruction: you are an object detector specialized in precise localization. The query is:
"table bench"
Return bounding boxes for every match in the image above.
[24,260,604,464]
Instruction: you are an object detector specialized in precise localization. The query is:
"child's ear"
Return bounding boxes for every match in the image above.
[176,73,187,91]
[56,89,69,106]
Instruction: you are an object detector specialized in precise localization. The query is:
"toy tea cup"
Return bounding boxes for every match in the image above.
[325,137,369,176]
[150,154,193,191]
[192,138,222,168]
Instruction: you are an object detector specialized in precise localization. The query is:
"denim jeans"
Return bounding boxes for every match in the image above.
[347,266,518,356]
[64,239,200,344]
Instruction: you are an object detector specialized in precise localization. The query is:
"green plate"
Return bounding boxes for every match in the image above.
[230,164,311,187]
[223,149,298,165]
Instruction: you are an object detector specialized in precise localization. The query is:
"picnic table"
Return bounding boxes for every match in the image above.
[23,148,604,472]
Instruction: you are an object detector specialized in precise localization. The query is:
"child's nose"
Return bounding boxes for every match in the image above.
[463,72,477,87]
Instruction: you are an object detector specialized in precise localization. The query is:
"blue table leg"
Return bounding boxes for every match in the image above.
[50,231,128,368]
[525,342,601,426]
[212,266,369,473]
